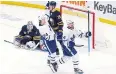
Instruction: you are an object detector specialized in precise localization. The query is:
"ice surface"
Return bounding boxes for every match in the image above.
[0,4,116,74]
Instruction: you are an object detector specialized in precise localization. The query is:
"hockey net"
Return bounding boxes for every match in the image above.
[60,5,95,49]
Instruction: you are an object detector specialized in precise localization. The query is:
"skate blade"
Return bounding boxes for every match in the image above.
[75,72,84,74]
[48,64,57,73]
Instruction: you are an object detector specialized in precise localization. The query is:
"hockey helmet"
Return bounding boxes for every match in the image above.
[66,20,74,29]
[27,21,33,25]
[49,1,56,6]
[66,20,74,25]
[27,21,33,30]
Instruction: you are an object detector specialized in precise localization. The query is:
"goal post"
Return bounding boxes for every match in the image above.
[60,5,95,49]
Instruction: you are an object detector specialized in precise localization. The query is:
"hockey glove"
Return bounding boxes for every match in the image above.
[85,31,92,38]
[57,32,63,41]
[20,36,32,45]
[68,41,75,48]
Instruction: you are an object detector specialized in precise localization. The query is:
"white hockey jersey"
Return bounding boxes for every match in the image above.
[63,28,86,47]
[39,23,55,41]
[44,9,50,17]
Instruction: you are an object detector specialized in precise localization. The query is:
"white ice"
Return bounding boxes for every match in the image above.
[0,4,116,74]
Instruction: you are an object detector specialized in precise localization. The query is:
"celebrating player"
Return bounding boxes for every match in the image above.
[45,1,64,55]
[14,21,41,50]
[38,15,58,73]
[50,20,91,74]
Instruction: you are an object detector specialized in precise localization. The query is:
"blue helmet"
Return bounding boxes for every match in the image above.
[46,1,56,9]
[49,1,56,6]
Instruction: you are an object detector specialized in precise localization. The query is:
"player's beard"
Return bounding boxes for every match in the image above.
[67,26,74,30]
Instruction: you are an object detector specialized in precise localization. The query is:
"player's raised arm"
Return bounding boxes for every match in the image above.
[75,30,92,38]
[66,20,91,38]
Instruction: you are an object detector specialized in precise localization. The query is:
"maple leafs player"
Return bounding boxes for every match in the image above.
[38,15,58,73]
[14,21,41,49]
[50,20,91,74]
[45,1,64,55]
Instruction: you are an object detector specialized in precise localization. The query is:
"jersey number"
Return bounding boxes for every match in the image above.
[43,33,50,40]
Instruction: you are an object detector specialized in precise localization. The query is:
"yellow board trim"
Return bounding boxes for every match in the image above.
[1,1,116,26]
[1,1,45,9]
[0,1,87,18]
[99,18,116,26]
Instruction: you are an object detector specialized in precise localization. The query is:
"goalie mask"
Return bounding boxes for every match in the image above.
[66,20,74,30]
[27,21,33,31]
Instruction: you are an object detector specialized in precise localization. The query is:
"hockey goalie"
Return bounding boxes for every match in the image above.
[13,21,41,50]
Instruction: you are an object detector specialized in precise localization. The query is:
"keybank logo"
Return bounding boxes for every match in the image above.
[94,1,116,14]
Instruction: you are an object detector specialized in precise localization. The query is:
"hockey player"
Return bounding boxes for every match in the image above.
[38,15,58,73]
[45,1,64,55]
[50,20,91,74]
[14,21,41,49]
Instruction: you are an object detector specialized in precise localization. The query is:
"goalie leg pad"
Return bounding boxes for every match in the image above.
[14,37,23,47]
[25,41,36,49]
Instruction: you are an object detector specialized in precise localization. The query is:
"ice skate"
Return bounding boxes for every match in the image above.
[74,68,84,74]
[49,62,58,73]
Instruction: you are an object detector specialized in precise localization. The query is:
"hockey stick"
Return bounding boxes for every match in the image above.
[88,10,91,56]
[4,39,39,50]
[75,44,84,47]
[4,40,14,44]
[31,42,40,50]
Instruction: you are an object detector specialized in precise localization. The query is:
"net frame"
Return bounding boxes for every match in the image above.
[60,5,95,49]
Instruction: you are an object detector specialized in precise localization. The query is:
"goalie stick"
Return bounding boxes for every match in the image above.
[4,40,39,50]
[4,40,14,44]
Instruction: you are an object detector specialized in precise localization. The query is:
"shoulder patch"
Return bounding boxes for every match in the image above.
[57,15,61,19]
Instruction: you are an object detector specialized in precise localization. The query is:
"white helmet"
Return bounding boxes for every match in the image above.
[66,20,74,30]
[66,20,74,25]
[26,41,36,49]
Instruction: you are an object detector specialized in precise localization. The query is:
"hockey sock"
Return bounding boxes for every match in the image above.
[48,53,57,63]
[57,56,71,65]
[72,54,79,69]
[56,48,59,55]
